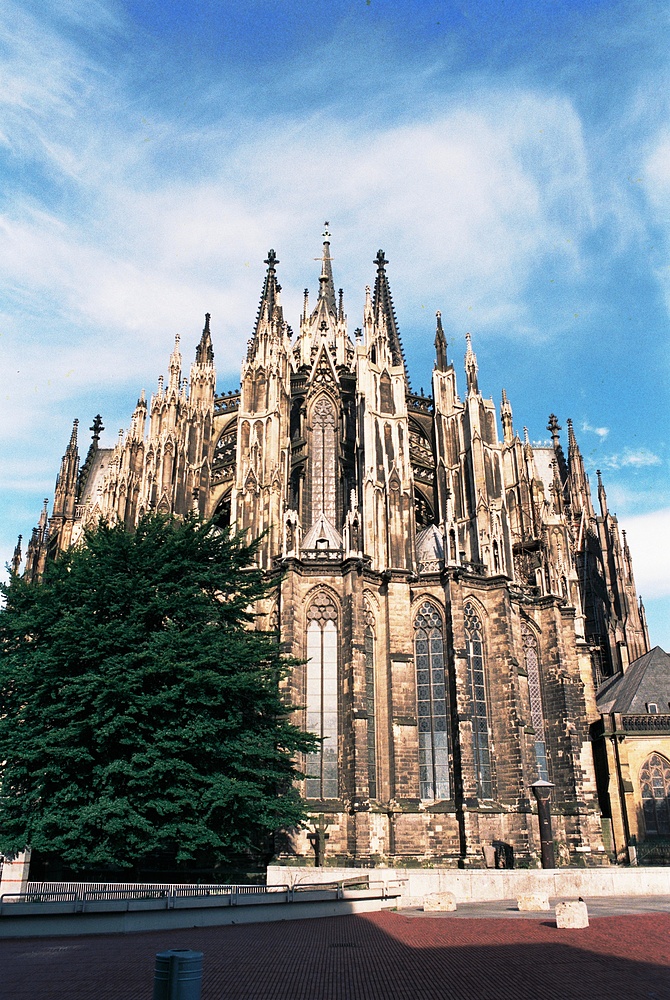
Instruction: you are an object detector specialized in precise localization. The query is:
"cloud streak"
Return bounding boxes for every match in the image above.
[620,508,670,599]
[601,448,662,470]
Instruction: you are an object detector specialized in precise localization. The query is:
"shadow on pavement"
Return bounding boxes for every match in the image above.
[1,910,669,999]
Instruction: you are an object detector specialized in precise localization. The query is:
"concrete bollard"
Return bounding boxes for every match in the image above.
[423,892,457,912]
[153,949,203,1000]
[517,893,551,911]
[555,900,589,928]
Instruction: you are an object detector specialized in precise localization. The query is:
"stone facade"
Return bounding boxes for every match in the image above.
[20,229,652,868]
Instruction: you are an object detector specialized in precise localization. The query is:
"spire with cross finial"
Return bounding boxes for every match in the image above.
[371,249,408,382]
[52,420,80,529]
[596,468,608,516]
[547,413,561,449]
[195,312,214,365]
[464,332,478,393]
[547,413,568,483]
[565,418,593,518]
[78,414,105,499]
[314,222,337,315]
[11,534,22,576]
[249,249,284,360]
[435,310,447,371]
[500,388,513,443]
[168,334,182,394]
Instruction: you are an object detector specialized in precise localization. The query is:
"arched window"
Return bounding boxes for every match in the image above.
[521,620,549,781]
[213,492,232,528]
[305,593,338,799]
[414,489,433,529]
[414,601,450,801]
[364,604,378,800]
[379,371,395,414]
[641,753,670,836]
[310,397,337,526]
[464,602,492,800]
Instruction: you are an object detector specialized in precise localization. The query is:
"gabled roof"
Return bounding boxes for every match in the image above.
[416,524,444,565]
[302,511,343,550]
[596,646,670,714]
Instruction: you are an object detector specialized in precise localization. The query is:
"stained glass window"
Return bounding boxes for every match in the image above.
[305,593,338,799]
[641,753,670,836]
[521,620,549,782]
[464,602,493,800]
[310,397,337,525]
[414,601,450,801]
[364,616,377,800]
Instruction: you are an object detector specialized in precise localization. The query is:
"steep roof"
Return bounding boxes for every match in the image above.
[596,646,670,714]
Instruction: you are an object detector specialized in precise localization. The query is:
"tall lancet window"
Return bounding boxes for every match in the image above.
[310,396,337,525]
[521,620,549,781]
[305,592,339,799]
[414,601,451,801]
[464,602,493,800]
[364,604,378,800]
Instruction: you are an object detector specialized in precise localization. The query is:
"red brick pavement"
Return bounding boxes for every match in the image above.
[2,911,669,1000]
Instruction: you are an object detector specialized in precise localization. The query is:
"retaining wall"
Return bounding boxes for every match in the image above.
[266,865,670,906]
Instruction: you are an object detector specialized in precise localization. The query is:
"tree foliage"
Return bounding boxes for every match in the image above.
[0,516,315,871]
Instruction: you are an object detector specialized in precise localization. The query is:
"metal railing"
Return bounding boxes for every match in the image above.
[2,877,402,916]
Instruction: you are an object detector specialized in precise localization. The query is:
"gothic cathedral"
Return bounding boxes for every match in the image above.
[22,229,650,867]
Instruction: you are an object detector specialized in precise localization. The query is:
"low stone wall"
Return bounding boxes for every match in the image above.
[266,865,670,906]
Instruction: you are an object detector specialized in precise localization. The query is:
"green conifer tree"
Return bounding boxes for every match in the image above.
[0,516,316,873]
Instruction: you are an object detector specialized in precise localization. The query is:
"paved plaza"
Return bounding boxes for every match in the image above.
[2,904,669,1000]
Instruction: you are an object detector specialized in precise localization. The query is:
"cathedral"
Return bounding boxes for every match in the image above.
[20,228,654,868]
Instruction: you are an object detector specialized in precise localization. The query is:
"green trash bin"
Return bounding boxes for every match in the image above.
[153,949,203,1000]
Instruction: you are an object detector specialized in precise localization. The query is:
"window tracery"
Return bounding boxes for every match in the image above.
[212,427,237,482]
[464,601,493,799]
[641,753,670,835]
[305,592,338,799]
[414,601,450,801]
[521,620,549,781]
[379,372,395,414]
[310,397,337,526]
[364,603,378,800]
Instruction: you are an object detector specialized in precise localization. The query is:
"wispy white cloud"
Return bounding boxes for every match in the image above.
[620,507,670,599]
[0,12,604,452]
[601,448,662,470]
[582,420,609,439]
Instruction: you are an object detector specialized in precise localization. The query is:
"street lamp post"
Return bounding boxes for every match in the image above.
[531,779,555,869]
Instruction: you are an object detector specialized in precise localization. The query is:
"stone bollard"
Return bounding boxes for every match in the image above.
[517,893,550,911]
[555,900,589,928]
[423,892,457,912]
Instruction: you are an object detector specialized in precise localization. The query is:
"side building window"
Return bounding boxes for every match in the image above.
[364,608,378,800]
[521,621,549,782]
[305,592,338,799]
[641,753,670,836]
[414,601,450,801]
[464,601,493,800]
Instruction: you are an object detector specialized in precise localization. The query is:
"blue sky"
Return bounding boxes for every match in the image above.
[1,0,669,646]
